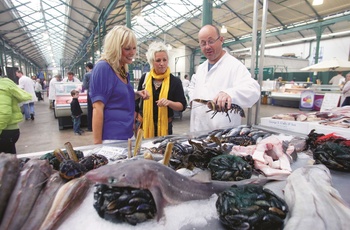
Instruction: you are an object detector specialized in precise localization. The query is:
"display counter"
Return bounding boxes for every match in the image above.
[13,129,350,230]
[260,117,350,139]
[270,84,342,109]
[54,82,88,130]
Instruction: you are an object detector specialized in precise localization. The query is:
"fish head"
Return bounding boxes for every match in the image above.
[85,160,155,189]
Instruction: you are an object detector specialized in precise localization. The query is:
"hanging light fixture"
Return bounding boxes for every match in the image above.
[221,25,227,34]
[312,0,324,6]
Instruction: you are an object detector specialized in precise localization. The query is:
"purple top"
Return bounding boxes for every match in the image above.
[89,60,134,140]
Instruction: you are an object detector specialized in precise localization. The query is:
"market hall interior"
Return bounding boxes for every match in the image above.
[16,95,300,155]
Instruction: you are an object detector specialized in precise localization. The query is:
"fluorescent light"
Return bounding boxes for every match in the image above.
[221,25,227,34]
[167,44,172,50]
[312,0,323,6]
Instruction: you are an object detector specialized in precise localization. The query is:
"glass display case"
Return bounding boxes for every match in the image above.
[54,82,88,129]
[270,82,342,109]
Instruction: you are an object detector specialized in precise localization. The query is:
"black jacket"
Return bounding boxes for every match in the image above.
[70,98,83,116]
[135,73,187,120]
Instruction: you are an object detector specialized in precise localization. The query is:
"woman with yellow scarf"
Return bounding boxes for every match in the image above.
[136,41,187,138]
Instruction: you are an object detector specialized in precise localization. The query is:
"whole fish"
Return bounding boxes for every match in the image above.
[284,164,350,230]
[0,153,20,223]
[85,159,283,220]
[0,159,52,230]
[39,176,91,230]
[21,171,65,230]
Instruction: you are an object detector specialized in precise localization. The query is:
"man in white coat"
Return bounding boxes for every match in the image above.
[62,71,81,83]
[188,24,260,132]
[16,70,37,120]
[48,74,62,109]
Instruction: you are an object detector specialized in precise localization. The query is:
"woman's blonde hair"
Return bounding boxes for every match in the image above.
[146,41,169,69]
[99,25,137,73]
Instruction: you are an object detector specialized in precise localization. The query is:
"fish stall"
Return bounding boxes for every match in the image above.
[260,106,350,138]
[1,126,350,230]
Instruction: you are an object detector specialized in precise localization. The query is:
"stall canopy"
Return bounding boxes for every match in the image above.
[300,58,350,72]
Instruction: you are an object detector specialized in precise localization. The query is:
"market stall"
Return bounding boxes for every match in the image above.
[270,83,341,109]
[1,124,350,230]
[260,106,350,138]
[54,82,88,130]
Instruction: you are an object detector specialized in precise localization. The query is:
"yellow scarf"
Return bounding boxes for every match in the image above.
[143,67,171,138]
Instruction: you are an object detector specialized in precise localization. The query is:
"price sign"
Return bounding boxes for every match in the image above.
[320,93,341,112]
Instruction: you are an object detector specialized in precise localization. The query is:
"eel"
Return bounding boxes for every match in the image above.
[39,176,91,230]
[85,159,284,221]
[21,171,65,230]
[0,159,52,230]
[0,153,20,223]
[284,164,350,230]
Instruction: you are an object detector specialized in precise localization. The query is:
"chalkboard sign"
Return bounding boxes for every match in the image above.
[320,93,341,112]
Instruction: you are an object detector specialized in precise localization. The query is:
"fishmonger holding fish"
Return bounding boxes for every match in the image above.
[188,25,260,132]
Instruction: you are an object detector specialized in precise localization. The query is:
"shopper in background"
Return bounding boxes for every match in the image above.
[35,78,44,101]
[83,62,94,131]
[15,70,37,120]
[188,24,260,132]
[341,72,350,106]
[329,71,345,86]
[89,25,149,144]
[0,74,32,154]
[70,90,84,135]
[136,41,187,138]
[48,74,62,109]
[31,75,37,84]
[182,74,190,105]
[63,71,81,82]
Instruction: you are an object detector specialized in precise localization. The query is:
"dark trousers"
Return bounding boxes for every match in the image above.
[0,129,20,154]
[72,115,82,133]
[87,93,93,131]
[36,91,43,101]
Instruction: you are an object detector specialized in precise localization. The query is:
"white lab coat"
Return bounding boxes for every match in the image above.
[48,78,58,100]
[18,75,37,103]
[62,77,81,83]
[182,79,190,95]
[188,52,260,132]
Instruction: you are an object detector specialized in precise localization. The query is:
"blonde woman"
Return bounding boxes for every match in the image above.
[136,41,187,138]
[89,25,149,144]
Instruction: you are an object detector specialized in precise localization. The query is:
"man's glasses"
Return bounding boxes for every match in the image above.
[199,36,220,47]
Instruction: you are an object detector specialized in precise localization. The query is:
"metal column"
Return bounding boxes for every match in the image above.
[254,0,268,125]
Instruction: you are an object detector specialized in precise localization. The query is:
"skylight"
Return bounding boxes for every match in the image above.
[7,0,67,68]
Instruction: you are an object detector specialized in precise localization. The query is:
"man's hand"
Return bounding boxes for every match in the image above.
[213,91,232,111]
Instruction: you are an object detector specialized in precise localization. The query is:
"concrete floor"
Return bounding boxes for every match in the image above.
[16,95,299,155]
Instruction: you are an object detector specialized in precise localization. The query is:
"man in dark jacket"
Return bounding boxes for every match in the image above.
[83,62,93,131]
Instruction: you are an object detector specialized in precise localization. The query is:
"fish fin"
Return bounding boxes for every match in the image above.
[149,187,166,221]
[191,170,212,183]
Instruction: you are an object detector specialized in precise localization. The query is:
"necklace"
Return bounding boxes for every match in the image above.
[117,67,127,80]
[153,80,163,89]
